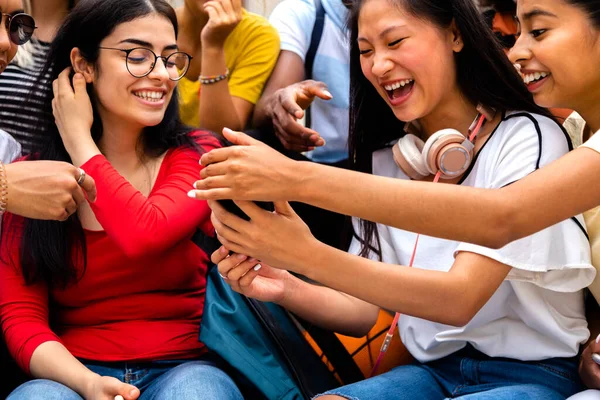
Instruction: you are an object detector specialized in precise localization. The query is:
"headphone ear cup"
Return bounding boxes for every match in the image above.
[393,134,429,180]
[423,129,473,178]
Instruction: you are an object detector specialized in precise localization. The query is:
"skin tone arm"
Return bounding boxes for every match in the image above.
[186,0,253,132]
[191,129,600,249]
[209,199,512,328]
[29,342,140,400]
[211,247,380,337]
[251,50,329,152]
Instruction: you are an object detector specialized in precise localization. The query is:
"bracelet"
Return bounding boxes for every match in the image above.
[0,161,7,214]
[199,69,229,85]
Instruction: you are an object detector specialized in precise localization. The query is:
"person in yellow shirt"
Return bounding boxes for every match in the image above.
[176,0,279,132]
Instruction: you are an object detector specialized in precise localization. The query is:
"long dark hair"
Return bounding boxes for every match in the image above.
[567,0,600,27]
[347,0,551,259]
[17,0,213,288]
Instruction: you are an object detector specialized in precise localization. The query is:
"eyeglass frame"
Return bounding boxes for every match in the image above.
[98,46,193,81]
[1,12,37,46]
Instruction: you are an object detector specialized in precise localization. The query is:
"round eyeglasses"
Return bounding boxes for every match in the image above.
[1,13,37,45]
[98,47,193,81]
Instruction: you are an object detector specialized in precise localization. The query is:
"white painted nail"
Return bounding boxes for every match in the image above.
[596,333,600,344]
[253,264,262,271]
[115,396,124,400]
[187,190,196,198]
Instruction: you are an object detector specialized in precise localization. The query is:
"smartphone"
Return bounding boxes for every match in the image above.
[218,200,274,221]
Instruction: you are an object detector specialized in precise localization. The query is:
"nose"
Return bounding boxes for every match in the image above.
[508,35,531,66]
[371,51,393,78]
[148,57,171,81]
[0,17,12,53]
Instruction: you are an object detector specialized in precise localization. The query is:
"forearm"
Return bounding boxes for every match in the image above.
[29,341,99,397]
[198,47,244,132]
[251,92,274,128]
[297,148,600,248]
[290,241,475,327]
[278,274,378,337]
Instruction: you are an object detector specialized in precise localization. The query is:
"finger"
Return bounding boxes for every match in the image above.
[204,1,226,20]
[65,198,78,217]
[188,187,232,200]
[279,92,304,118]
[72,72,88,97]
[238,264,262,288]
[105,378,139,400]
[273,201,295,217]
[218,253,249,278]
[211,245,229,264]
[215,230,243,253]
[209,199,250,233]
[52,78,59,97]
[72,186,86,207]
[306,82,333,100]
[199,161,228,180]
[57,67,74,97]
[272,118,314,152]
[219,0,235,19]
[210,211,244,245]
[234,200,271,220]
[226,258,260,281]
[222,128,260,147]
[272,113,310,146]
[200,148,235,167]
[79,173,97,203]
[203,3,220,21]
[231,0,242,15]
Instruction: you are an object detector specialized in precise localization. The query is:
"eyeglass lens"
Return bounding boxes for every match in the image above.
[126,48,190,80]
[4,14,36,45]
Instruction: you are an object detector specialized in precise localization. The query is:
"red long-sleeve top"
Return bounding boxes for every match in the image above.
[0,132,219,374]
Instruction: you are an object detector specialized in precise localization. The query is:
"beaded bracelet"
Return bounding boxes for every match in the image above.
[199,69,230,85]
[0,161,8,214]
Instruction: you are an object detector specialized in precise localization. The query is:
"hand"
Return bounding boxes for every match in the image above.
[212,246,294,303]
[191,128,302,201]
[52,68,98,165]
[267,80,331,152]
[579,335,600,389]
[201,0,242,48]
[6,161,96,220]
[84,374,140,400]
[208,200,317,273]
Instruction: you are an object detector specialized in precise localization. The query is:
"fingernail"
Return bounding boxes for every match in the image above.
[596,333,600,344]
[223,127,233,135]
[130,388,138,397]
[187,190,196,198]
[254,264,262,271]
[236,253,247,261]
[114,395,124,400]
[322,90,332,98]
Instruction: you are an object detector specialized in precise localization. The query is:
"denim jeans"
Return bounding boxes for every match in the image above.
[7,356,243,400]
[316,345,583,400]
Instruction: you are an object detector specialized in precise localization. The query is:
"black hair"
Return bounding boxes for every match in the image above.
[15,0,216,288]
[566,0,600,28]
[347,0,551,259]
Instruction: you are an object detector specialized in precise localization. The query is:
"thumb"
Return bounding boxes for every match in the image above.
[222,128,259,146]
[106,378,140,400]
[273,201,294,217]
[72,73,88,96]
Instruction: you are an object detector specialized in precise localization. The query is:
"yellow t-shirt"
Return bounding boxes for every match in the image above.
[178,10,280,127]
[570,120,600,301]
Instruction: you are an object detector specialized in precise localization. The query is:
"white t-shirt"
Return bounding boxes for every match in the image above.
[269,0,350,163]
[350,111,595,362]
[583,130,600,153]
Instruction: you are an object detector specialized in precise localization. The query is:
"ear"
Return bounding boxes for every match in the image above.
[70,48,94,83]
[449,19,464,53]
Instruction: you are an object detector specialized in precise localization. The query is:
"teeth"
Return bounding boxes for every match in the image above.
[523,72,548,84]
[384,79,414,91]
[133,90,165,101]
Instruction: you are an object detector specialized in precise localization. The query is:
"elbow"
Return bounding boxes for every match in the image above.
[480,204,517,250]
[446,308,477,328]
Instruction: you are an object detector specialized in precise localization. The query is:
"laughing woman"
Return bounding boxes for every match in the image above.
[205,0,595,398]
[0,0,243,399]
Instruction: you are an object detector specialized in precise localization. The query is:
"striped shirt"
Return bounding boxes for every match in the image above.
[0,40,52,155]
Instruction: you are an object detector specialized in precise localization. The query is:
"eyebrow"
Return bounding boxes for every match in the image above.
[357,25,406,42]
[118,38,178,51]
[519,9,558,22]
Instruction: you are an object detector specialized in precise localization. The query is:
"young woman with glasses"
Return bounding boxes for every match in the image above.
[0,0,243,399]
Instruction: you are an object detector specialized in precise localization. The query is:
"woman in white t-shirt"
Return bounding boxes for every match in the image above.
[200,0,595,398]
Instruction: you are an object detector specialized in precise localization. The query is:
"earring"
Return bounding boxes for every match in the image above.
[455,40,460,45]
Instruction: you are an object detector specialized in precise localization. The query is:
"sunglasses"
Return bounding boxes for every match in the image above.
[2,12,37,46]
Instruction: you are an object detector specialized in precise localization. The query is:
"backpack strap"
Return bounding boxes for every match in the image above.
[304,0,326,130]
[191,229,222,257]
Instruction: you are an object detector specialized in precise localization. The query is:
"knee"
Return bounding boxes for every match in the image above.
[7,379,82,400]
[155,361,242,400]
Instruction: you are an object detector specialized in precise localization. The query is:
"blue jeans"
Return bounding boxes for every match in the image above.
[7,356,243,400]
[316,345,583,400]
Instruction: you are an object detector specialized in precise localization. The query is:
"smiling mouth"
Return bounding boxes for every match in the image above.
[384,79,414,100]
[522,72,550,85]
[133,90,166,102]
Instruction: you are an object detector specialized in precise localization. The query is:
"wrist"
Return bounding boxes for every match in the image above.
[201,42,225,55]
[277,272,302,308]
[295,161,317,203]
[81,371,102,398]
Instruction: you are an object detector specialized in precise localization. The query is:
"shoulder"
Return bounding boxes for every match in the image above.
[234,10,279,41]
[269,0,316,25]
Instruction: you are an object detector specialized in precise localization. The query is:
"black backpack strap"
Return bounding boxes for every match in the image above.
[304,0,326,129]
